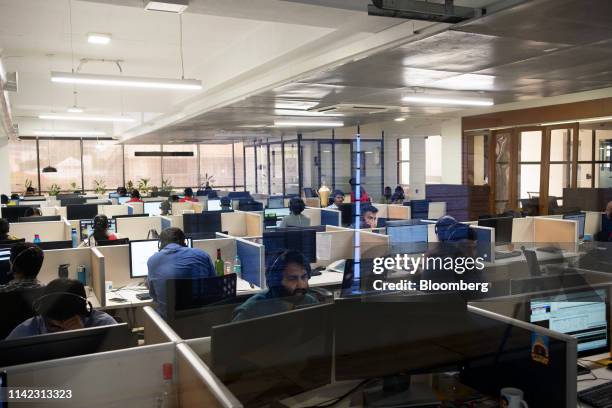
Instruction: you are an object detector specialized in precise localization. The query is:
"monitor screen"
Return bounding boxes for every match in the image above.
[118,196,130,204]
[109,192,119,199]
[1,206,33,222]
[387,224,428,245]
[262,226,324,266]
[144,201,163,216]
[183,212,222,237]
[563,212,585,239]
[478,216,513,245]
[530,288,609,356]
[207,199,221,211]
[66,204,99,221]
[267,197,284,209]
[264,208,290,217]
[129,238,192,278]
[79,218,116,242]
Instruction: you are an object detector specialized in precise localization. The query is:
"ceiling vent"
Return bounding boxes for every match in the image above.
[368,0,477,23]
[145,0,188,13]
[309,104,396,114]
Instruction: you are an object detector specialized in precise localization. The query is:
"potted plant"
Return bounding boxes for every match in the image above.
[93,179,106,195]
[69,181,80,194]
[161,178,173,194]
[126,180,134,192]
[201,173,215,190]
[138,178,151,196]
[48,184,61,196]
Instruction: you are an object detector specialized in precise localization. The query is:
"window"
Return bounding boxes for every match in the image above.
[245,146,256,193]
[425,135,442,184]
[233,142,244,189]
[163,145,198,188]
[124,145,162,189]
[82,140,123,192]
[270,144,283,195]
[9,139,38,193]
[256,145,269,194]
[284,141,299,195]
[397,138,410,186]
[548,128,573,201]
[39,139,82,192]
[518,130,542,201]
[199,144,235,188]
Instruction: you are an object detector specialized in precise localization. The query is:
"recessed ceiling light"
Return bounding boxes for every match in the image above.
[145,0,188,13]
[39,114,135,123]
[33,130,106,137]
[67,106,84,113]
[87,33,111,45]
[51,72,202,91]
[402,95,494,107]
[394,117,406,122]
[273,120,344,128]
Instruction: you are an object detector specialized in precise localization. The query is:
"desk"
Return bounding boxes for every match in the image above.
[578,352,612,408]
[309,270,343,287]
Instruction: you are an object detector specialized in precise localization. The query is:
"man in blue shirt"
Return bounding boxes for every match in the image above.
[233,250,318,321]
[7,278,116,339]
[147,227,216,318]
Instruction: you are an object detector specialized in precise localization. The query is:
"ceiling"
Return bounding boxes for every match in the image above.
[125,0,612,143]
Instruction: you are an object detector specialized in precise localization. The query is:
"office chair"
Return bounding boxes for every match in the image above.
[521,246,541,277]
[164,274,237,321]
[0,287,44,338]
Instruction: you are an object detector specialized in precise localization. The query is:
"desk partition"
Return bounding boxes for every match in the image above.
[115,216,163,240]
[428,202,446,219]
[9,219,71,242]
[143,305,181,345]
[126,201,144,215]
[534,218,578,243]
[194,237,237,262]
[236,237,264,288]
[221,211,263,237]
[388,204,410,220]
[315,228,389,265]
[96,244,136,287]
[371,203,389,219]
[512,217,534,242]
[584,211,603,236]
[91,247,106,307]
[100,204,130,218]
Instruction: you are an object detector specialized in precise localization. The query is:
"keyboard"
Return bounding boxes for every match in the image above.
[578,381,612,407]
[577,363,591,376]
[135,293,152,301]
[494,250,522,260]
[537,246,562,254]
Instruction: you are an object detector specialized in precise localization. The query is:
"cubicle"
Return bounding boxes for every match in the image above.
[302,207,341,227]
[116,216,164,240]
[100,204,130,218]
[8,219,71,242]
[315,227,390,267]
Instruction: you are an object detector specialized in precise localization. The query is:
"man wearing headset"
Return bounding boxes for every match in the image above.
[147,227,216,318]
[0,242,44,293]
[232,250,318,322]
[350,204,379,229]
[7,278,116,339]
[279,197,311,228]
[326,190,345,209]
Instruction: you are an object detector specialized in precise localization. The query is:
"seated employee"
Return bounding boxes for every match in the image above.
[382,186,393,204]
[179,187,198,203]
[84,214,119,247]
[126,189,143,203]
[117,186,128,196]
[233,250,318,321]
[349,178,370,203]
[7,278,116,339]
[220,196,232,211]
[351,204,379,229]
[147,227,216,317]
[1,194,9,205]
[391,185,405,204]
[327,190,345,209]
[0,242,44,293]
[279,197,311,228]
[0,219,19,241]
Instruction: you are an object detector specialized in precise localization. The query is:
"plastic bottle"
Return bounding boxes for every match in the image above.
[33,234,41,244]
[156,363,177,408]
[215,248,224,276]
[233,254,242,278]
[71,228,78,248]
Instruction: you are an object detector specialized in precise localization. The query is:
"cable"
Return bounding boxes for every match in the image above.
[303,379,370,408]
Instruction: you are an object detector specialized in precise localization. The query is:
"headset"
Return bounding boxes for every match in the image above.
[32,291,93,319]
[158,229,187,250]
[435,215,470,243]
[265,250,312,289]
[9,245,42,277]
[289,197,306,215]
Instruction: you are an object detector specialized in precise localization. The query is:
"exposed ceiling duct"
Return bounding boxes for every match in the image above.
[0,57,17,140]
[368,0,479,23]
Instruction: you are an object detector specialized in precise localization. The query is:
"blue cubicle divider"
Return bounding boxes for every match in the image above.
[406,200,430,220]
[470,226,493,261]
[161,217,171,231]
[127,205,133,215]
[236,239,264,287]
[320,209,340,226]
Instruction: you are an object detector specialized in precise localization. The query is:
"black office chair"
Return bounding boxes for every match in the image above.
[521,246,541,277]
[96,238,130,247]
[165,274,237,320]
[0,238,26,249]
[0,287,44,339]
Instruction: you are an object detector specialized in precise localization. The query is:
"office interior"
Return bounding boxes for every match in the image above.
[1,0,612,407]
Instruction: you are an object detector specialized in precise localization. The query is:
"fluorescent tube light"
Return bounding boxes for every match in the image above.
[273,120,344,128]
[39,114,135,123]
[541,116,612,126]
[394,117,406,122]
[87,33,111,45]
[33,130,106,137]
[580,116,612,123]
[145,1,188,13]
[67,107,83,113]
[273,109,343,117]
[402,95,494,106]
[51,72,202,91]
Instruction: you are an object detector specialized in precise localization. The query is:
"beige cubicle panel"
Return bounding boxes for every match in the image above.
[303,197,321,208]
[143,306,181,345]
[194,237,237,261]
[39,206,58,216]
[96,244,139,287]
[3,342,176,408]
[91,247,106,307]
[100,204,130,217]
[177,343,242,408]
[371,203,389,219]
[315,230,355,265]
[427,223,438,242]
[512,217,534,242]
[360,230,390,259]
[325,225,349,232]
[172,202,194,215]
[9,220,71,242]
[127,201,144,215]
[428,202,447,219]
[585,211,602,236]
[116,216,163,240]
[388,204,410,220]
[38,247,93,283]
[244,212,263,237]
[221,212,246,236]
[302,207,322,226]
[534,218,578,243]
[163,215,183,230]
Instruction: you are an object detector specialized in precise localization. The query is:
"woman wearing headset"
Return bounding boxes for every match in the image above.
[0,242,44,293]
[7,278,116,339]
[279,197,311,228]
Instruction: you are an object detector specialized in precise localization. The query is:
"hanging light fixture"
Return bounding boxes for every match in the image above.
[42,140,57,173]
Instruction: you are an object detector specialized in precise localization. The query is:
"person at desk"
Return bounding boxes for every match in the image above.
[326,190,345,209]
[1,194,8,205]
[279,197,311,228]
[147,227,216,318]
[0,242,44,293]
[126,189,143,203]
[595,201,612,242]
[117,186,128,196]
[0,219,19,241]
[220,196,232,211]
[391,185,405,204]
[7,278,116,339]
[382,186,393,204]
[179,187,198,203]
[160,195,179,216]
[351,204,379,229]
[349,177,370,203]
[89,214,119,245]
[233,250,318,321]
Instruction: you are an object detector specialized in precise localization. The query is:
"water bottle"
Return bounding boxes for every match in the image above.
[233,255,242,278]
[33,234,41,244]
[77,265,87,286]
[71,228,78,248]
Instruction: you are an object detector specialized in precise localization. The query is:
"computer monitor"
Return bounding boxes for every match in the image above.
[387,224,428,245]
[1,206,34,222]
[262,226,324,266]
[207,199,221,211]
[303,187,316,198]
[112,214,150,220]
[530,288,609,356]
[0,248,11,285]
[238,201,263,211]
[35,240,73,250]
[339,203,356,227]
[477,216,513,245]
[211,303,333,407]
[66,204,98,220]
[118,196,131,204]
[79,218,117,242]
[267,196,284,209]
[97,238,130,247]
[227,191,250,199]
[17,215,62,223]
[60,197,86,206]
[129,238,193,278]
[0,323,134,367]
[183,212,222,239]
[144,201,163,216]
[109,192,120,199]
[264,207,290,218]
[563,212,585,239]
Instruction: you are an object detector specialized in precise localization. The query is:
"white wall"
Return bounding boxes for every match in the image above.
[440,118,462,184]
[0,138,9,195]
